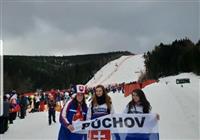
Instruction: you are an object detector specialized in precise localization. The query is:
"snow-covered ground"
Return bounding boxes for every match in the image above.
[1,55,199,140]
[0,112,60,140]
[86,54,145,86]
[110,73,200,140]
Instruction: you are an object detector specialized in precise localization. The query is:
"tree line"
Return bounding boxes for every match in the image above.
[4,38,200,93]
[4,51,132,93]
[144,38,200,79]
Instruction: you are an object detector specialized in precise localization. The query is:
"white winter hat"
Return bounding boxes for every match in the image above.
[76,84,86,94]
[10,94,17,100]
[6,94,10,99]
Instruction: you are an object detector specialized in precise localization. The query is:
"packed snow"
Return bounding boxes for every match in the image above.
[109,73,199,140]
[1,55,199,140]
[86,55,145,86]
[0,112,60,140]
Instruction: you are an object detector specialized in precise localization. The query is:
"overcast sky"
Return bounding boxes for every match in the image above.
[1,0,199,56]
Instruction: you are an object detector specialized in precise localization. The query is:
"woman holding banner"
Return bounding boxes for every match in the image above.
[87,85,121,140]
[123,89,152,114]
[123,89,160,119]
[87,84,114,120]
[123,89,159,140]
[58,85,88,140]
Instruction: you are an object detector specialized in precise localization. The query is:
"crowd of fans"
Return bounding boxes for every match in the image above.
[0,81,138,134]
[0,89,69,134]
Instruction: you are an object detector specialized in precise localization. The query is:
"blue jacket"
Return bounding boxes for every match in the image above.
[58,99,88,140]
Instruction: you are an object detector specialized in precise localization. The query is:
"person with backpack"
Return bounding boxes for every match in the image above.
[9,98,20,124]
[87,84,114,120]
[58,84,88,140]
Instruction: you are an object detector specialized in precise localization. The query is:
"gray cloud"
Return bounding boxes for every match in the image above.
[1,0,199,55]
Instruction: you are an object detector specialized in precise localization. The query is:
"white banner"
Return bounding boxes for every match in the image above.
[73,113,159,134]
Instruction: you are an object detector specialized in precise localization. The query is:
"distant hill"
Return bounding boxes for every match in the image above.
[86,54,145,87]
[4,51,132,93]
[86,39,200,87]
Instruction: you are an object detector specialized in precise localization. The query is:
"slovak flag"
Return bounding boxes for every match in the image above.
[76,84,86,94]
[87,130,111,140]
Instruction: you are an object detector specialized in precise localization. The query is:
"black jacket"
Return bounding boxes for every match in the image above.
[48,100,56,110]
[3,101,10,117]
